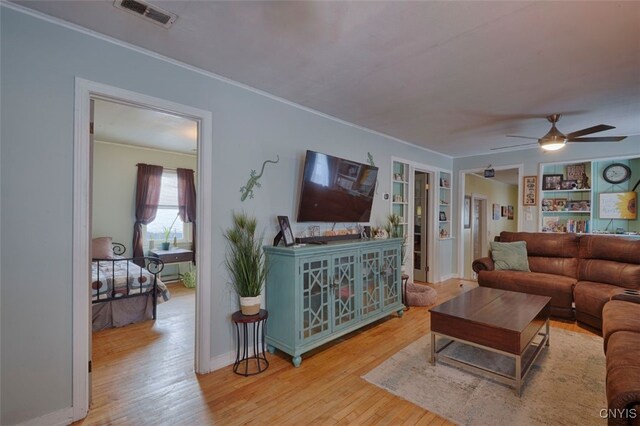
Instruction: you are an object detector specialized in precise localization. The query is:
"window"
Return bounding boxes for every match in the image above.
[146,170,188,241]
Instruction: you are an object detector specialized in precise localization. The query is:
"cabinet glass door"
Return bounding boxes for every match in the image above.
[381,247,400,308]
[360,250,381,319]
[300,257,331,342]
[331,253,358,331]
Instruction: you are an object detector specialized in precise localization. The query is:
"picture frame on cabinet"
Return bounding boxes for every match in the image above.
[542,174,563,190]
[541,199,554,211]
[277,215,296,247]
[553,199,567,211]
[523,176,537,206]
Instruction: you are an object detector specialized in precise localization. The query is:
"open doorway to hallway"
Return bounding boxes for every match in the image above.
[460,167,522,280]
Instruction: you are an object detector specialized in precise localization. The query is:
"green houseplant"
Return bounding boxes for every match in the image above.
[161,214,179,250]
[385,213,408,269]
[224,212,266,315]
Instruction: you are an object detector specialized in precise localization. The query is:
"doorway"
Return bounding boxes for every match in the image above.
[413,171,429,282]
[73,79,213,421]
[471,196,488,279]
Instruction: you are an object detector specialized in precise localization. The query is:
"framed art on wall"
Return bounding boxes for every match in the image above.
[599,192,637,219]
[523,176,537,206]
[493,203,501,220]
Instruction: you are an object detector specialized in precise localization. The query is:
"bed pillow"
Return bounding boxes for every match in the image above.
[490,241,530,272]
[92,237,114,259]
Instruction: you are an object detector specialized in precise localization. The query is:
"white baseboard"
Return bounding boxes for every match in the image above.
[438,273,459,282]
[16,407,73,426]
[209,350,236,372]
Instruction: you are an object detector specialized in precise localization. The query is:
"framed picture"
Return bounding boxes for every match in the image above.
[439,211,447,222]
[541,198,554,211]
[507,205,514,220]
[599,192,638,219]
[560,180,577,190]
[277,215,296,247]
[566,163,586,181]
[553,198,567,211]
[523,176,537,206]
[542,174,563,190]
[501,206,507,217]
[464,195,471,229]
[492,203,501,220]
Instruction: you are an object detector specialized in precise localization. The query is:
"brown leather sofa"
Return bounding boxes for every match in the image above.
[602,297,640,426]
[472,232,640,329]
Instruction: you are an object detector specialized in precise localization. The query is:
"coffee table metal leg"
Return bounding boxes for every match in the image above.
[430,332,436,366]
[545,320,550,347]
[515,355,522,397]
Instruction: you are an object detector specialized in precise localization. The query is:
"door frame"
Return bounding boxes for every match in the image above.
[469,194,489,279]
[73,78,213,421]
[456,164,523,278]
[392,156,441,283]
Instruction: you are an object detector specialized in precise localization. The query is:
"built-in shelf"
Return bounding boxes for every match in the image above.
[542,211,590,214]
[439,237,455,240]
[542,189,591,193]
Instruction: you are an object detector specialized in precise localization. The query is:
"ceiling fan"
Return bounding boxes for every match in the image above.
[493,114,628,151]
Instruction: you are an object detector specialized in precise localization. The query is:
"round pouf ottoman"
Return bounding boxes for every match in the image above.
[406,282,438,307]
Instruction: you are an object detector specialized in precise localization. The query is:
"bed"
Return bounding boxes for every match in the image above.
[92,239,171,331]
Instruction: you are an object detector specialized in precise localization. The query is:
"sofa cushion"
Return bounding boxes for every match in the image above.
[578,236,640,290]
[490,241,530,271]
[478,270,575,310]
[578,259,640,290]
[499,232,579,278]
[603,300,640,354]
[574,281,626,324]
[580,235,640,265]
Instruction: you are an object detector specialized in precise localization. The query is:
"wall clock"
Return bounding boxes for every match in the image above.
[602,163,631,184]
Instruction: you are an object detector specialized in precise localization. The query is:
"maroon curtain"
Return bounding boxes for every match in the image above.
[132,164,163,265]
[177,168,196,264]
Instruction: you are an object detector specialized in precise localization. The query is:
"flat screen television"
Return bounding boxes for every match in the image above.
[297,150,378,222]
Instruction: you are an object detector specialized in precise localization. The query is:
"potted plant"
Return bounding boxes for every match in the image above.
[161,214,179,250]
[384,213,408,270]
[224,212,266,315]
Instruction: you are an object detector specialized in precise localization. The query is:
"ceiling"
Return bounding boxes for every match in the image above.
[16,1,640,157]
[93,99,197,154]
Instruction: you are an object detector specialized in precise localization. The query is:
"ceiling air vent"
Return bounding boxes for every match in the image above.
[113,0,178,28]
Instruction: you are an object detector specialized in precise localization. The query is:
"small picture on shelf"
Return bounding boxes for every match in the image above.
[553,199,567,211]
[393,194,404,202]
[507,205,514,220]
[542,174,563,190]
[542,216,561,232]
[560,180,578,190]
[542,199,554,211]
[439,211,447,222]
[439,177,450,188]
[568,200,590,212]
[439,228,449,238]
[394,173,404,181]
[566,163,586,181]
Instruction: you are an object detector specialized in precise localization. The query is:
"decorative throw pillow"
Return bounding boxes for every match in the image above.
[490,241,531,271]
[92,237,114,259]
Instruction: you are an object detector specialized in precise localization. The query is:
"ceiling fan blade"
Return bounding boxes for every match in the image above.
[566,124,615,139]
[568,136,627,142]
[505,135,538,140]
[491,142,539,151]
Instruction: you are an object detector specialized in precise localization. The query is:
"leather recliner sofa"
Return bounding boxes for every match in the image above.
[472,231,640,330]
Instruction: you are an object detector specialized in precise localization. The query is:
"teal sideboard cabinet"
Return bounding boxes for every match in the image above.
[263,238,404,367]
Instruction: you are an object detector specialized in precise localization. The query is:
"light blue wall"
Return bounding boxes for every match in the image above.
[0,8,452,424]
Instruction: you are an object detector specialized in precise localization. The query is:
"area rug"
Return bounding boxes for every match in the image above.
[363,328,606,425]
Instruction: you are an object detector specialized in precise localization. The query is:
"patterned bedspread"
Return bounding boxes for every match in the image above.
[91,258,170,303]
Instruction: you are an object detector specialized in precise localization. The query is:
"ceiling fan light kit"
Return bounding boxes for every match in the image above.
[502,114,628,152]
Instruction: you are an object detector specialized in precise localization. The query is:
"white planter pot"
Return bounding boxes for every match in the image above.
[240,296,261,316]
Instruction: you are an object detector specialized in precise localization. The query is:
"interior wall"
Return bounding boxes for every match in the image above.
[462,174,518,279]
[0,7,453,424]
[92,141,197,256]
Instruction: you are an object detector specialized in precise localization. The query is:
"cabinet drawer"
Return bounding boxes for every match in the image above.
[157,252,192,263]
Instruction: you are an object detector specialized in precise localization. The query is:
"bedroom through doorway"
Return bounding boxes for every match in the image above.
[89,97,199,405]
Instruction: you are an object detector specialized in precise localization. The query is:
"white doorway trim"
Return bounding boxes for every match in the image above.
[456,164,523,279]
[469,194,489,280]
[392,156,447,283]
[73,78,213,421]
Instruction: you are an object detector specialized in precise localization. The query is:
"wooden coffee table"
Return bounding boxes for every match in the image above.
[429,287,551,396]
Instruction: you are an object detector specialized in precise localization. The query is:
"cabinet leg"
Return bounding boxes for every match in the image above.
[267,344,276,354]
[292,356,302,368]
[397,309,404,318]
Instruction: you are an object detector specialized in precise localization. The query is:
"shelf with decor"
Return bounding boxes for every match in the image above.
[438,171,452,239]
[391,161,410,240]
[539,156,640,235]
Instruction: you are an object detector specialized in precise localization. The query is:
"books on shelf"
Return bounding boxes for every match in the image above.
[543,216,590,233]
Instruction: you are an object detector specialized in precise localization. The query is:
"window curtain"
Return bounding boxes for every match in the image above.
[177,168,196,264]
[132,164,163,266]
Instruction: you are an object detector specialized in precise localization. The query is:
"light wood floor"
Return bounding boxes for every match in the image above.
[78,279,595,425]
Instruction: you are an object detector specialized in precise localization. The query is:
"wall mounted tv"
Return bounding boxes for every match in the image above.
[297,150,378,222]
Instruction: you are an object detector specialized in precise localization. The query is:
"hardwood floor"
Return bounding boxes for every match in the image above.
[78,279,595,425]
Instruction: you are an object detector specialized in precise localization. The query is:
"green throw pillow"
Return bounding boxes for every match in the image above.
[490,241,530,272]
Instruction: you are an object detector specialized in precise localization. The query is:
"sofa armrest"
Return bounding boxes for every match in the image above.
[611,293,640,305]
[472,257,495,273]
